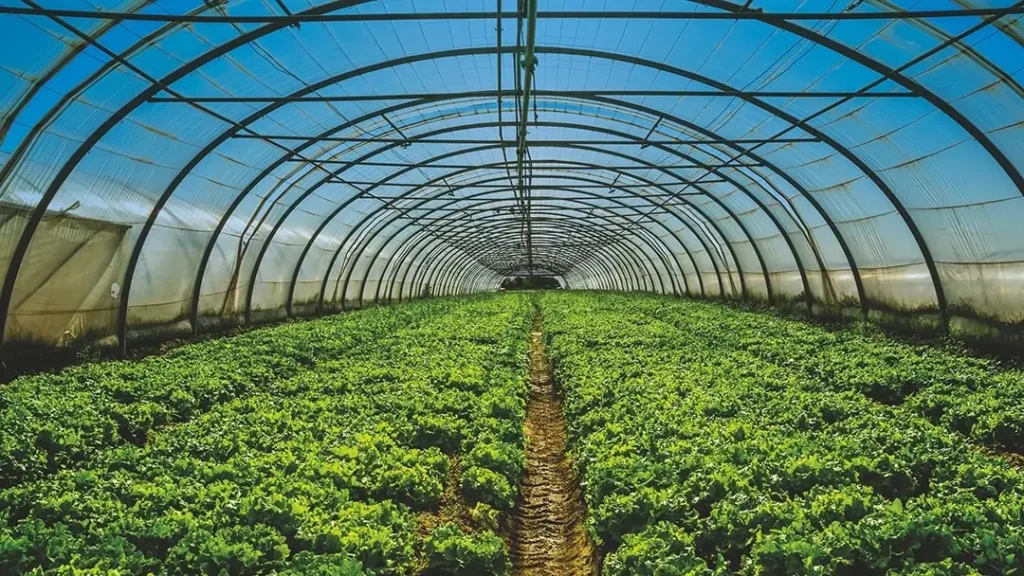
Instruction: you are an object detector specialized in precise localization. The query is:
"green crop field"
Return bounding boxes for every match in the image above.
[6,3,1024,573]
[2,292,1023,575]
[0,295,534,575]
[541,292,1024,575]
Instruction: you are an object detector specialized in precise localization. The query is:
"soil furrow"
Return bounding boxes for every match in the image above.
[512,313,598,576]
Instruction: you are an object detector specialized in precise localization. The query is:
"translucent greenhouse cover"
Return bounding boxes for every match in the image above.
[0,0,1022,353]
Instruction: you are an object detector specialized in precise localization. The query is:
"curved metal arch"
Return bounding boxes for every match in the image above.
[0,47,937,342]
[443,259,507,297]
[409,222,644,300]
[439,247,584,299]
[374,188,679,297]
[0,0,259,210]
[443,250,596,296]
[403,229,632,302]
[450,265,503,296]
[281,119,771,321]
[275,132,748,321]
[413,222,647,297]
[361,214,664,301]
[305,155,719,314]
[443,238,634,294]
[417,239,598,297]
[253,138,712,325]
[0,0,178,186]
[412,236,615,298]
[222,84,865,326]
[529,47,945,318]
[373,188,680,306]
[429,252,499,299]
[178,44,964,329]
[430,220,661,290]
[308,155,730,315]
[255,104,848,318]
[154,49,874,336]
[385,217,617,304]
[581,94,864,311]
[355,197,682,309]
[407,219,651,297]
[422,237,625,300]
[691,0,1024,197]
[346,163,781,306]
[464,265,572,294]
[466,269,506,294]
[390,215,666,300]
[396,219,615,299]
[156,48,881,336]
[364,180,704,305]
[385,234,486,303]
[211,44,980,329]
[441,263,495,297]
[0,0,372,349]
[337,180,701,306]
[210,47,985,326]
[864,0,1024,100]
[459,263,566,295]
[3,2,1008,345]
[281,122,778,319]
[347,191,689,307]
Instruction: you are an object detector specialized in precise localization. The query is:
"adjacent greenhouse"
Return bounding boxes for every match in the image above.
[1,1,1023,575]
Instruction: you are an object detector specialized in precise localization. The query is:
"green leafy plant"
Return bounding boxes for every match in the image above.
[0,295,532,575]
[540,292,1024,574]
[424,523,508,576]
[461,466,516,511]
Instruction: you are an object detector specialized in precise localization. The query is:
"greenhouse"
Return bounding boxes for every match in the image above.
[1,1,1023,575]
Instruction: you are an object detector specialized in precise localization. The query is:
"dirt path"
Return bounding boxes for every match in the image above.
[512,314,598,576]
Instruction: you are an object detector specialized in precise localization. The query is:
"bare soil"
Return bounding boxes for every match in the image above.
[512,315,599,576]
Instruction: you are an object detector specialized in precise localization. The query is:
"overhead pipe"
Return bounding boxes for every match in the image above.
[516,0,539,274]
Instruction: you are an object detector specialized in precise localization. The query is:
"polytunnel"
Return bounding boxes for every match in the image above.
[1,0,1023,357]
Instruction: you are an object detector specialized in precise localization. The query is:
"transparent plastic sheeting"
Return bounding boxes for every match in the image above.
[0,0,1022,351]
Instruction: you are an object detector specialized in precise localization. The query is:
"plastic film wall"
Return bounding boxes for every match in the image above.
[0,0,1022,355]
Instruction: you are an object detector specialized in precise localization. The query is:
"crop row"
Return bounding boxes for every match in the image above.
[1,295,534,575]
[0,299,462,488]
[616,294,1024,453]
[540,292,1024,575]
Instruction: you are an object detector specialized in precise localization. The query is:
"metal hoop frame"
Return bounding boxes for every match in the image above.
[1,1,1020,353]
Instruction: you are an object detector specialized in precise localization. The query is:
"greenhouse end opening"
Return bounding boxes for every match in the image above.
[1,1,1023,575]
[499,276,562,291]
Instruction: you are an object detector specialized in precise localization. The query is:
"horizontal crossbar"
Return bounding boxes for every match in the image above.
[149,88,916,103]
[4,7,1022,24]
[325,181,726,189]
[281,160,765,169]
[236,135,819,145]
